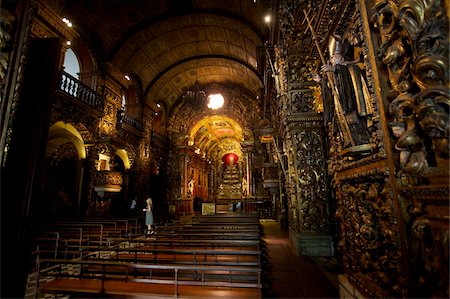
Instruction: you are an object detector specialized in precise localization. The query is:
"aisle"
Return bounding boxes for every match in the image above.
[261,220,339,299]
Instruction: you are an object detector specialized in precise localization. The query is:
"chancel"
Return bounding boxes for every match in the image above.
[1,1,448,299]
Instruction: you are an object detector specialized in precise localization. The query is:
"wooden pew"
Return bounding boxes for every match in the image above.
[156,224,260,232]
[31,226,85,260]
[154,230,260,241]
[79,246,261,267]
[36,259,262,298]
[191,213,260,224]
[81,217,142,238]
[107,237,261,251]
[31,218,140,264]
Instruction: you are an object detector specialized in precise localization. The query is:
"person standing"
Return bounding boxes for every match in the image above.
[143,197,154,234]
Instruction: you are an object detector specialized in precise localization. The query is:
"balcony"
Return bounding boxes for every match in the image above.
[117,110,144,133]
[58,71,104,111]
[93,170,122,193]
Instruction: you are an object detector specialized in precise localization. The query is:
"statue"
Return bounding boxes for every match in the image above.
[187,178,195,197]
[318,35,374,152]
[242,176,248,196]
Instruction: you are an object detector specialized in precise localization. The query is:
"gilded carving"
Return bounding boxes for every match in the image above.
[335,178,406,297]
[372,0,449,182]
[0,8,15,81]
[403,186,450,298]
[289,90,314,114]
[294,130,329,233]
[48,142,78,165]
[1,4,35,166]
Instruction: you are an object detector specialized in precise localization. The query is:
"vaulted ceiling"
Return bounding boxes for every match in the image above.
[50,0,271,160]
[54,0,269,112]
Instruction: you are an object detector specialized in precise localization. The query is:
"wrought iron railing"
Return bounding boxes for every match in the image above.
[59,71,104,111]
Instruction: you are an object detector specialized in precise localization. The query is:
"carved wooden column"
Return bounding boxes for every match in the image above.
[284,87,333,256]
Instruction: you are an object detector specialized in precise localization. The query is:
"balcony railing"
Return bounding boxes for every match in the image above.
[117,110,144,132]
[59,71,104,111]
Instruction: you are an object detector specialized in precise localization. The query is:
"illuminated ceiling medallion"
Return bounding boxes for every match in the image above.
[207,93,224,109]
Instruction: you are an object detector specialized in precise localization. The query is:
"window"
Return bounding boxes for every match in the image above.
[63,48,80,78]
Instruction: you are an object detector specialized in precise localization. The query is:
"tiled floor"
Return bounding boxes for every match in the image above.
[261,220,340,299]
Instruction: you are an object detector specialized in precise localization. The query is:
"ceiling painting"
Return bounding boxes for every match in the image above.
[188,115,244,161]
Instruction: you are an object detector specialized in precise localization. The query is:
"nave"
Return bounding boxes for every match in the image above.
[26,214,338,299]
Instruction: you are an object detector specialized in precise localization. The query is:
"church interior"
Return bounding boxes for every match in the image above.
[1,0,448,298]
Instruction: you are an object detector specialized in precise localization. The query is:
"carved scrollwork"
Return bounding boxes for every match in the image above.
[94,143,113,156]
[372,0,449,182]
[335,178,406,297]
[289,90,315,114]
[0,8,15,82]
[292,130,330,233]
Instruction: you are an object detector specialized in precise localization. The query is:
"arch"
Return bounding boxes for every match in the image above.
[115,149,131,170]
[70,36,98,89]
[46,121,86,159]
[187,115,244,161]
[63,48,81,78]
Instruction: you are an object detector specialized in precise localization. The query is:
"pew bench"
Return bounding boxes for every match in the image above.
[107,238,261,251]
[37,259,262,298]
[156,230,260,240]
[79,246,261,267]
[155,225,260,233]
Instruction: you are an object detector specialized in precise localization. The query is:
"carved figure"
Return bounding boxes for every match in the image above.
[242,176,248,196]
[187,178,195,196]
[320,35,374,149]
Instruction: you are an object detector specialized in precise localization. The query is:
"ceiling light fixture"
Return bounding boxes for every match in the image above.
[207,93,224,109]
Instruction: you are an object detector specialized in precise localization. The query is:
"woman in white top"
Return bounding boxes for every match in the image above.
[143,198,154,234]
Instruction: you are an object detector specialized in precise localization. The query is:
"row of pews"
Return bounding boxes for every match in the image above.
[30,217,141,262]
[32,213,264,298]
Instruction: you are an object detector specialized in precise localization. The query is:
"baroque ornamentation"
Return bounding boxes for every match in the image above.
[403,185,450,298]
[48,142,78,166]
[1,3,35,166]
[372,0,449,183]
[289,90,315,114]
[335,178,406,297]
[0,8,15,81]
[293,129,329,233]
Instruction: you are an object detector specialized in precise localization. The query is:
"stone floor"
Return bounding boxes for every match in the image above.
[261,220,340,299]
